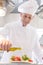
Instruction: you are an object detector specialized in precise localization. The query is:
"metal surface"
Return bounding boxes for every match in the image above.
[0,62,32,65]
[36,5,43,19]
[0,0,41,13]
[39,35,43,45]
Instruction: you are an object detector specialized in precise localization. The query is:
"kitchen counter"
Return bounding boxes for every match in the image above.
[0,62,33,65]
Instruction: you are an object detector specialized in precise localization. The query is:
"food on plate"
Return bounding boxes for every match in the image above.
[22,55,33,62]
[22,55,29,61]
[28,59,33,62]
[11,56,21,61]
[11,54,33,63]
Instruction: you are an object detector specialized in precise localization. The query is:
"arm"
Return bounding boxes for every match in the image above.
[0,23,12,51]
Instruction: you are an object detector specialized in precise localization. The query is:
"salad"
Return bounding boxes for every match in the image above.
[10,54,33,63]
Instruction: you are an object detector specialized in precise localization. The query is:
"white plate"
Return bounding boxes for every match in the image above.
[10,60,33,64]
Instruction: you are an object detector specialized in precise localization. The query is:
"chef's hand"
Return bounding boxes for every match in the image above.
[0,39,12,52]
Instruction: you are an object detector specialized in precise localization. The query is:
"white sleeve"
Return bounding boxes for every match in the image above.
[0,23,13,62]
[0,23,11,41]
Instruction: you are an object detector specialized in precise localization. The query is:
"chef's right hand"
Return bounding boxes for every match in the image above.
[0,39,12,52]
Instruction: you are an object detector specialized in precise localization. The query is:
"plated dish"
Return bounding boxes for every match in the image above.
[10,54,33,64]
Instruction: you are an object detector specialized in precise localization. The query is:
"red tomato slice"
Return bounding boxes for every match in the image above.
[28,59,33,62]
[11,56,21,61]
[14,57,21,61]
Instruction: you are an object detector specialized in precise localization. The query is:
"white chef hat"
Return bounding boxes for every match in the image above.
[18,0,38,16]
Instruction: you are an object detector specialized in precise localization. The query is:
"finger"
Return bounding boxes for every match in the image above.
[1,43,3,50]
[0,43,4,50]
[4,41,11,51]
[0,41,3,49]
[0,43,2,49]
[6,41,9,51]
[4,43,7,51]
[0,40,7,51]
[1,43,5,51]
[2,41,6,51]
[7,42,12,52]
[4,41,8,51]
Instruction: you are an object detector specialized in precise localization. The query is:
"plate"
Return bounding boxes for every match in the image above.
[10,60,33,64]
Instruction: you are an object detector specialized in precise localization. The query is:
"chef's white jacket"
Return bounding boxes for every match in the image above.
[0,20,40,63]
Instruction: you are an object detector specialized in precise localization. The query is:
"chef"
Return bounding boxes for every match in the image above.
[0,0,39,63]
